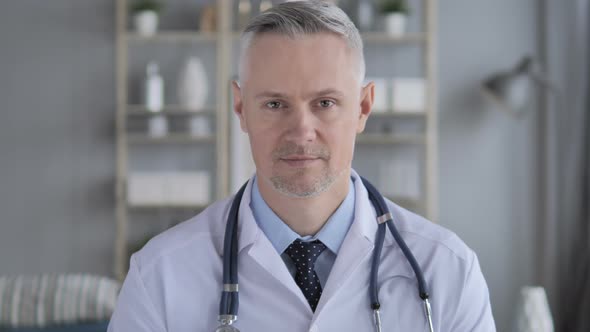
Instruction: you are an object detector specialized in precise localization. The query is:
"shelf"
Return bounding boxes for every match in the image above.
[370,110,426,117]
[127,134,215,144]
[127,105,216,116]
[128,202,209,209]
[126,31,218,43]
[356,134,425,145]
[231,32,427,44]
[361,32,426,43]
[385,196,423,206]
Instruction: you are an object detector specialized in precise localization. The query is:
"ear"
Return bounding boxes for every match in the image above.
[231,80,248,133]
[356,81,374,133]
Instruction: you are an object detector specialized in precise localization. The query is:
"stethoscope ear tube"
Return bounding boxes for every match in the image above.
[369,221,386,332]
[360,177,431,301]
[361,177,433,332]
[369,211,386,309]
[219,182,248,322]
[385,219,430,299]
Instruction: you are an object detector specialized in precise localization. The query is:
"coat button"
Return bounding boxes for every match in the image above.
[309,324,319,332]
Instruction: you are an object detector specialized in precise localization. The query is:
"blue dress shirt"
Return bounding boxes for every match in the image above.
[249,176,355,288]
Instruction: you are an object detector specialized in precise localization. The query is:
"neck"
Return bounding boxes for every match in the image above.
[257,170,351,236]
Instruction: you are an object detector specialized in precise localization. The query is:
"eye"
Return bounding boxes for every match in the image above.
[318,100,335,108]
[266,101,282,109]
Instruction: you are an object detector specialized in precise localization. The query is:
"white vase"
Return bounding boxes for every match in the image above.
[188,116,211,137]
[365,77,388,112]
[133,10,159,36]
[514,286,554,332]
[148,115,168,138]
[384,13,407,36]
[178,57,209,111]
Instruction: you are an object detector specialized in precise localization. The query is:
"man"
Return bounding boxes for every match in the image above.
[108,1,496,331]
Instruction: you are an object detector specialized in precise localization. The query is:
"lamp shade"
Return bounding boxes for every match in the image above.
[482,57,536,117]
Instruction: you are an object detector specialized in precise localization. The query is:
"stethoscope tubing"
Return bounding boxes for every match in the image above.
[361,177,430,301]
[220,183,247,318]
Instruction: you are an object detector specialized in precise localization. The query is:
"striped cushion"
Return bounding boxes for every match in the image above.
[0,275,120,328]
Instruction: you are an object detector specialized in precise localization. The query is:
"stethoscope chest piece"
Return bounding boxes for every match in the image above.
[215,325,240,332]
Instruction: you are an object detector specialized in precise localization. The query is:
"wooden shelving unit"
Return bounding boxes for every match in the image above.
[114,0,232,280]
[128,203,209,210]
[114,0,438,280]
[126,31,218,43]
[356,133,426,145]
[369,110,426,117]
[126,105,217,115]
[127,134,216,144]
[361,32,426,43]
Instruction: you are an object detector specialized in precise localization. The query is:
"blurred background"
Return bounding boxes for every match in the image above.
[0,0,588,331]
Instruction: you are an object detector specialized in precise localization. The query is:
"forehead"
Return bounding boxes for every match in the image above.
[241,32,358,93]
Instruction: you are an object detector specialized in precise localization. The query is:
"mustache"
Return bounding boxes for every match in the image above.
[272,143,330,160]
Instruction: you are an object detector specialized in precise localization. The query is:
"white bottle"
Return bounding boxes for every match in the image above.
[148,114,168,138]
[178,57,208,111]
[144,61,164,112]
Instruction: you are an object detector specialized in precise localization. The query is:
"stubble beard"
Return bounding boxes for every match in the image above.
[268,143,344,198]
[270,166,338,198]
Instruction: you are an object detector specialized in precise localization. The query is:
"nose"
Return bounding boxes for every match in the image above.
[284,106,317,143]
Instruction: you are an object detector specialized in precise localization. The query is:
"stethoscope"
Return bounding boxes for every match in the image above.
[215,177,435,332]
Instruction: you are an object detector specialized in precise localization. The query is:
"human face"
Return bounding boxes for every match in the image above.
[232,32,374,198]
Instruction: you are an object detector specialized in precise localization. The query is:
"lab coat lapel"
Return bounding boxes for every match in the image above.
[247,236,311,309]
[233,172,398,318]
[313,230,373,318]
[236,178,311,310]
[312,174,380,318]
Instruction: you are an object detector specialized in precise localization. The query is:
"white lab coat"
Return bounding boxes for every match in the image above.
[108,172,496,331]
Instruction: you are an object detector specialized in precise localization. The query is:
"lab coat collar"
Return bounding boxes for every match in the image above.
[235,169,394,252]
[236,177,260,253]
[236,177,311,309]
[233,169,400,315]
[350,169,395,247]
[310,169,393,319]
[250,174,355,256]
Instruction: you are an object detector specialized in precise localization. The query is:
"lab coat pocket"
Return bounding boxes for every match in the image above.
[378,275,428,332]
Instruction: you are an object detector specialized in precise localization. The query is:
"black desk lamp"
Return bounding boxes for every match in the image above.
[482,56,558,117]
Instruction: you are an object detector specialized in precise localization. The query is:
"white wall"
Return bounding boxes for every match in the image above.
[438,1,539,331]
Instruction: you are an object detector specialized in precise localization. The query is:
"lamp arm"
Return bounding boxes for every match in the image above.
[528,71,562,119]
[529,71,560,95]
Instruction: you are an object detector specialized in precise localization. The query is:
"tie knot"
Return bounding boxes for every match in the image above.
[284,239,327,268]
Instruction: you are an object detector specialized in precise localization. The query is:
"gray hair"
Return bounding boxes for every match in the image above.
[238,0,365,83]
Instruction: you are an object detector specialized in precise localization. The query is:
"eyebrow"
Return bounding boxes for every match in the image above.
[254,88,345,100]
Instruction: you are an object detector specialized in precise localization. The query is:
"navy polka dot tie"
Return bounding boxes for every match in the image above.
[284,239,327,311]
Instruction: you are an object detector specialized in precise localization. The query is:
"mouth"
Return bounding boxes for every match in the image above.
[279,155,321,167]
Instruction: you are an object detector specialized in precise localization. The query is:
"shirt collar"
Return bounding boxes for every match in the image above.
[249,176,355,255]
